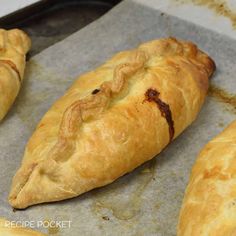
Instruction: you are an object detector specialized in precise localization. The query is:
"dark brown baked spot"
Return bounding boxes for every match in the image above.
[92,89,100,95]
[145,88,174,142]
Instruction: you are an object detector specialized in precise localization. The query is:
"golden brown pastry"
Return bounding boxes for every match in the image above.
[0,218,45,236]
[177,120,236,236]
[9,37,215,209]
[0,28,31,121]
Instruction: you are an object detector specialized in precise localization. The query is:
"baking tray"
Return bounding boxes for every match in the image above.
[0,0,121,56]
[0,0,235,235]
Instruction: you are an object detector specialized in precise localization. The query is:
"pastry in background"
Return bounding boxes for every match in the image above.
[178,120,236,236]
[0,29,31,121]
[9,37,215,209]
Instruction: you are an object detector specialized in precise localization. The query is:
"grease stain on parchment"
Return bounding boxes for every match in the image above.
[48,226,60,235]
[218,121,225,127]
[92,159,157,221]
[208,84,236,114]
[43,219,60,235]
[173,0,236,28]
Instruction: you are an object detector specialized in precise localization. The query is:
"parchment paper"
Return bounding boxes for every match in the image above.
[0,0,235,235]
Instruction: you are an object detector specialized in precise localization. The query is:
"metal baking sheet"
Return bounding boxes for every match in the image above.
[0,0,235,235]
[0,0,121,56]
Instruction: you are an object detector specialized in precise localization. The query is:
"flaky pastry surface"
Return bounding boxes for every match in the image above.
[178,120,236,236]
[9,38,215,209]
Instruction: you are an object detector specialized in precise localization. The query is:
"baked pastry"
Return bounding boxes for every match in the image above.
[9,37,215,209]
[0,29,31,121]
[0,218,45,236]
[177,120,236,236]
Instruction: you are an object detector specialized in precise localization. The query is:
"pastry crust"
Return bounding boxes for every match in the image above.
[0,218,45,236]
[9,37,215,209]
[0,29,31,121]
[177,120,236,236]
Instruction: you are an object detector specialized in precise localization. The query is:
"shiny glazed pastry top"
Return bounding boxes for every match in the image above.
[9,37,215,209]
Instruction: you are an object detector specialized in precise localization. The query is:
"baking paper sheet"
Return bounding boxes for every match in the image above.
[0,0,235,235]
